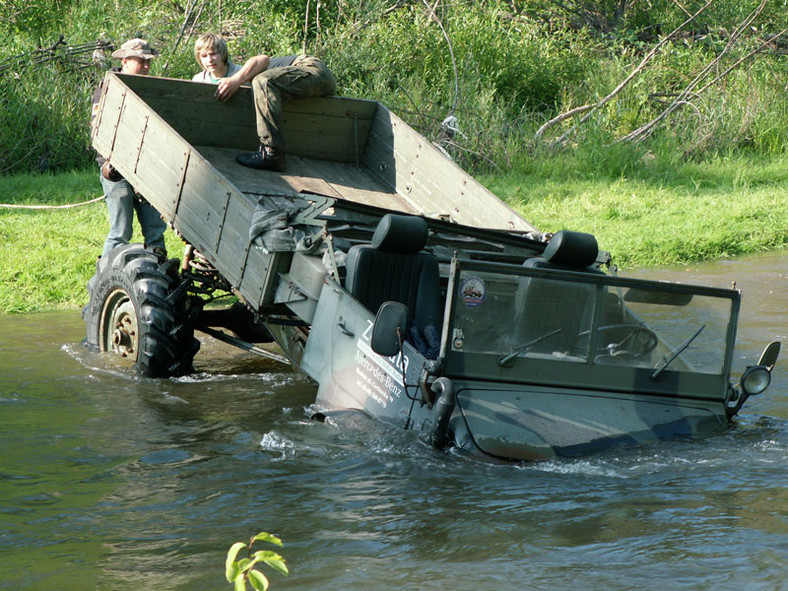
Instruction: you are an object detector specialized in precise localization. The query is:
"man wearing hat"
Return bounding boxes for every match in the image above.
[91,38,167,259]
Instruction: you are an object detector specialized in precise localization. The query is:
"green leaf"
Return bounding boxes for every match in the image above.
[226,563,241,584]
[251,551,283,562]
[224,562,241,583]
[263,557,289,576]
[252,532,283,547]
[226,542,247,581]
[234,574,247,591]
[251,551,288,575]
[248,569,270,591]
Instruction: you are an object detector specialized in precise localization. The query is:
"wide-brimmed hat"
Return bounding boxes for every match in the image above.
[111,38,158,60]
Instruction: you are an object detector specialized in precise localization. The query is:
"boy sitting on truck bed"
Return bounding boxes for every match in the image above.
[192,33,336,173]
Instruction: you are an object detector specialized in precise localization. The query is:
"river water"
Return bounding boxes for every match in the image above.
[1,252,786,590]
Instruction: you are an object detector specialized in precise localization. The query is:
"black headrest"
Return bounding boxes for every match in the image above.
[372,214,429,253]
[542,230,599,267]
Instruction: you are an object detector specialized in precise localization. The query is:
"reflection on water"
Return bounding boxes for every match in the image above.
[0,252,785,591]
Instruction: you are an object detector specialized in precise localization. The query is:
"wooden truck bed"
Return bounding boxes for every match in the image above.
[197,146,407,210]
[90,72,540,313]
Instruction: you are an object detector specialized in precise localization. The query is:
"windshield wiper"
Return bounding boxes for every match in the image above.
[498,328,562,367]
[650,324,705,380]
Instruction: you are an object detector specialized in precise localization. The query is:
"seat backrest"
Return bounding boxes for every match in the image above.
[345,214,442,357]
[517,230,603,356]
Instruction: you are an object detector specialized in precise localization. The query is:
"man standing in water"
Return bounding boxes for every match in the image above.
[91,38,167,258]
[192,33,336,172]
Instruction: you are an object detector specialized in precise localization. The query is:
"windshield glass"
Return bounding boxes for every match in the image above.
[447,263,738,378]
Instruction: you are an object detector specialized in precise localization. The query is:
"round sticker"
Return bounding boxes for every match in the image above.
[460,276,486,308]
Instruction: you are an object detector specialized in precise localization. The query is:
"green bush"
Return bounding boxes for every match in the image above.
[1,0,787,176]
[0,63,98,173]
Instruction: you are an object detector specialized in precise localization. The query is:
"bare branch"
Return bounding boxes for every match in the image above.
[162,0,208,71]
[620,0,771,143]
[350,1,410,36]
[533,104,594,143]
[671,0,693,19]
[543,1,713,148]
[303,0,311,55]
[696,35,785,95]
[421,0,459,117]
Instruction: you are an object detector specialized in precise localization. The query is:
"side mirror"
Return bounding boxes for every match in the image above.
[757,341,781,370]
[371,301,408,357]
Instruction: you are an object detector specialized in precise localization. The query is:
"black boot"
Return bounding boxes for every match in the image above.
[236,145,286,172]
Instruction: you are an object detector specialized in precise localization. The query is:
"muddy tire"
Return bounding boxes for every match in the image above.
[83,244,200,377]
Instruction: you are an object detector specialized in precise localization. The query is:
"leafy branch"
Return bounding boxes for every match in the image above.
[225,532,289,591]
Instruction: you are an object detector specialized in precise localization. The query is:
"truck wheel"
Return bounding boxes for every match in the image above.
[83,244,200,377]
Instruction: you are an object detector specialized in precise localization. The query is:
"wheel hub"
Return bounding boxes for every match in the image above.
[112,315,136,357]
[100,289,140,361]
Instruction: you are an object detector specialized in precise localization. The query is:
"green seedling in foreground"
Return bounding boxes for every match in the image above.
[225,532,289,591]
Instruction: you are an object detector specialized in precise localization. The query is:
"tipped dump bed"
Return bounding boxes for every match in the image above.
[93,72,537,229]
[91,72,542,311]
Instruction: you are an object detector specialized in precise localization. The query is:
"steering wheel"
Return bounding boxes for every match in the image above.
[574,324,659,357]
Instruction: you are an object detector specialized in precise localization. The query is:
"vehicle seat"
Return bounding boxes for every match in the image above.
[345,214,442,358]
[516,230,603,356]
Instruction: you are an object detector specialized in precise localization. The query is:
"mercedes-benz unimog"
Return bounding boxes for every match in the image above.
[83,71,780,461]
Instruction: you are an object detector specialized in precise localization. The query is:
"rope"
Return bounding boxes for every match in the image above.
[0,195,105,210]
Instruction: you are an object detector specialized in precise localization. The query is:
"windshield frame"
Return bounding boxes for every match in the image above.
[439,257,741,400]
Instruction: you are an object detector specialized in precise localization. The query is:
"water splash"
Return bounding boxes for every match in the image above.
[259,430,297,461]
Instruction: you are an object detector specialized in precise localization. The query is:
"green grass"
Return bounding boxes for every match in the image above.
[481,152,788,269]
[0,170,182,313]
[2,152,788,314]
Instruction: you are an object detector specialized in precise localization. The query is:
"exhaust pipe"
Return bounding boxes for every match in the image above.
[430,377,456,449]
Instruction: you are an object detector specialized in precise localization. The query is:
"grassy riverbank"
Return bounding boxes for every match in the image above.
[2,153,787,314]
[481,150,788,266]
[0,171,184,314]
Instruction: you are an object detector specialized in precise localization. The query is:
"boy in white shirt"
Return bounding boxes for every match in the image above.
[192,34,336,172]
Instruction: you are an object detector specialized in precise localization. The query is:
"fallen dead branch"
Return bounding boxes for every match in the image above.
[0,36,114,76]
[620,0,777,143]
[536,1,713,148]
